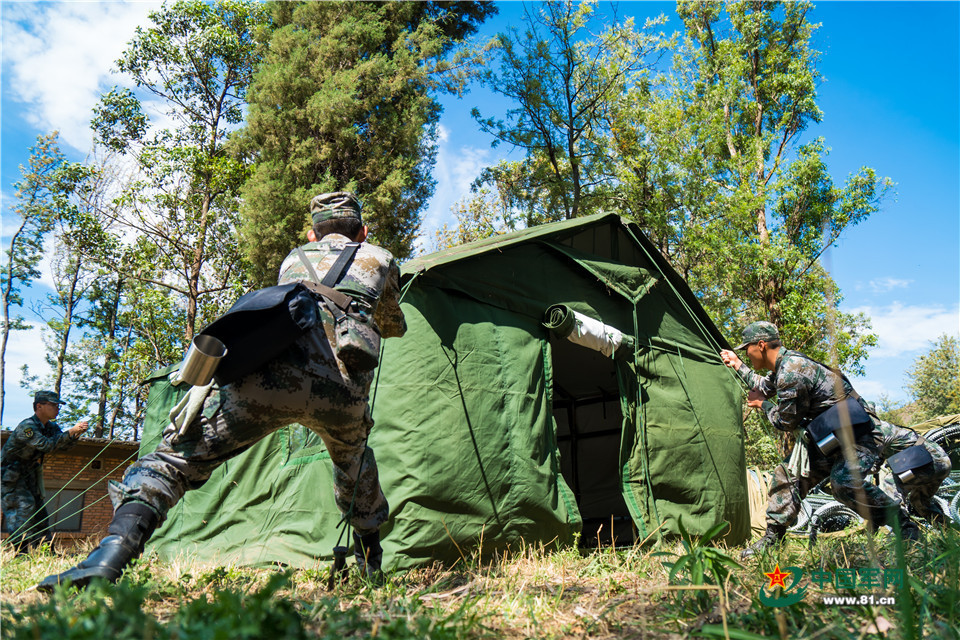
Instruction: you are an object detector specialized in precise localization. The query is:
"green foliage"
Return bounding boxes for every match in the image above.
[906,334,960,421]
[654,517,740,617]
[1,573,307,640]
[308,595,479,640]
[473,0,669,223]
[17,156,103,404]
[90,0,265,342]
[0,570,482,640]
[433,187,516,250]
[463,2,885,374]
[173,572,308,639]
[656,518,740,589]
[743,411,782,470]
[625,1,888,372]
[240,0,497,284]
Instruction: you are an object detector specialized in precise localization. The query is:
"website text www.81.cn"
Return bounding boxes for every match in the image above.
[821,595,897,606]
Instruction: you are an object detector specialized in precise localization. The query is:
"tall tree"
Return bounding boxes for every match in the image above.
[240,0,497,284]
[90,0,267,343]
[906,335,960,421]
[1,133,69,425]
[70,274,128,438]
[607,0,887,372]
[24,161,100,400]
[434,187,515,250]
[23,152,142,434]
[473,0,668,223]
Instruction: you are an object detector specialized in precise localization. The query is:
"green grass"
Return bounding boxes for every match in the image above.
[2,526,959,639]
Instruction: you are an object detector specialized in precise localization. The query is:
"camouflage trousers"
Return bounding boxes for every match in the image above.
[109,326,388,536]
[766,433,900,529]
[1,480,52,551]
[879,440,951,521]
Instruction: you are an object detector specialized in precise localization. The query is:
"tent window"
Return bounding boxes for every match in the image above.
[551,336,634,547]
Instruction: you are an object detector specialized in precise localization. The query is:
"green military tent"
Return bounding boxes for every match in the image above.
[141,213,749,570]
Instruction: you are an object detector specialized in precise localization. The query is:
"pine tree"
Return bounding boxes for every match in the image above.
[239,0,497,284]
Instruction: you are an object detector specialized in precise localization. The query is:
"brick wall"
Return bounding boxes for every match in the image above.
[1,432,140,549]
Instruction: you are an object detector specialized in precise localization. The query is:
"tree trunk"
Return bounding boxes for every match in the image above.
[95,278,123,438]
[0,225,27,425]
[52,254,83,395]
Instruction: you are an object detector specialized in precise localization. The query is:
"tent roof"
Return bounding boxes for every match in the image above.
[405,212,628,276]
[403,212,732,351]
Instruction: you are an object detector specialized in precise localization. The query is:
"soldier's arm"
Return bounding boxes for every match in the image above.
[735,363,776,397]
[374,260,407,339]
[13,422,74,456]
[761,383,804,433]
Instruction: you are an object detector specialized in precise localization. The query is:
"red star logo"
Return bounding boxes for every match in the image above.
[764,564,790,590]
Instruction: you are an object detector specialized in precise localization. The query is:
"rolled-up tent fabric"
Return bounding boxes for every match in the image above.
[543,304,632,358]
[543,303,577,339]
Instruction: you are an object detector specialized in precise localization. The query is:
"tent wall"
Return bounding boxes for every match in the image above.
[624,345,747,541]
[370,283,581,568]
[145,419,346,567]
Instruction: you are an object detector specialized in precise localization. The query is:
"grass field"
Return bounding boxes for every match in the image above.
[2,522,958,640]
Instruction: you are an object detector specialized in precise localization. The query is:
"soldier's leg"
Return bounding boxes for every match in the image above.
[22,501,52,550]
[743,460,827,559]
[764,463,801,530]
[899,444,951,521]
[2,485,38,552]
[39,355,311,590]
[304,378,388,577]
[766,460,827,530]
[325,413,388,535]
[829,440,913,536]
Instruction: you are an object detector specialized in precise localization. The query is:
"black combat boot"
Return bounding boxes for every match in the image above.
[741,524,787,559]
[37,502,159,592]
[864,504,921,542]
[924,500,954,528]
[896,510,921,542]
[353,530,383,580]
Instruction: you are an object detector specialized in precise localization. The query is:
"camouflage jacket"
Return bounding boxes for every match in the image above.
[1,415,77,484]
[277,234,406,339]
[736,349,861,433]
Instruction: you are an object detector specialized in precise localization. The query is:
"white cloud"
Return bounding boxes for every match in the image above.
[851,301,960,359]
[850,379,890,402]
[2,1,160,153]
[868,277,912,293]
[437,123,450,144]
[1,321,49,428]
[415,138,495,253]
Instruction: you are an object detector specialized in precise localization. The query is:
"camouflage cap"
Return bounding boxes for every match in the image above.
[310,191,362,225]
[34,390,64,404]
[734,321,780,350]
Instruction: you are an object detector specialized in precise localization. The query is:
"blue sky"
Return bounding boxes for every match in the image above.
[1,1,958,427]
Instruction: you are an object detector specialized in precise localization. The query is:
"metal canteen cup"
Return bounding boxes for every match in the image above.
[176,334,227,387]
[816,432,840,456]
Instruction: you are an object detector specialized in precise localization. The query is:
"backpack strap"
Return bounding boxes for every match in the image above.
[322,243,360,288]
[296,244,361,317]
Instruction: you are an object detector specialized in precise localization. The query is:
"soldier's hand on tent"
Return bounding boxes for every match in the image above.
[720,349,742,369]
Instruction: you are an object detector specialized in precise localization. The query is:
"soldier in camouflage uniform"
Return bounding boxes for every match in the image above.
[2,391,88,553]
[40,192,406,590]
[874,420,951,523]
[720,322,916,559]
